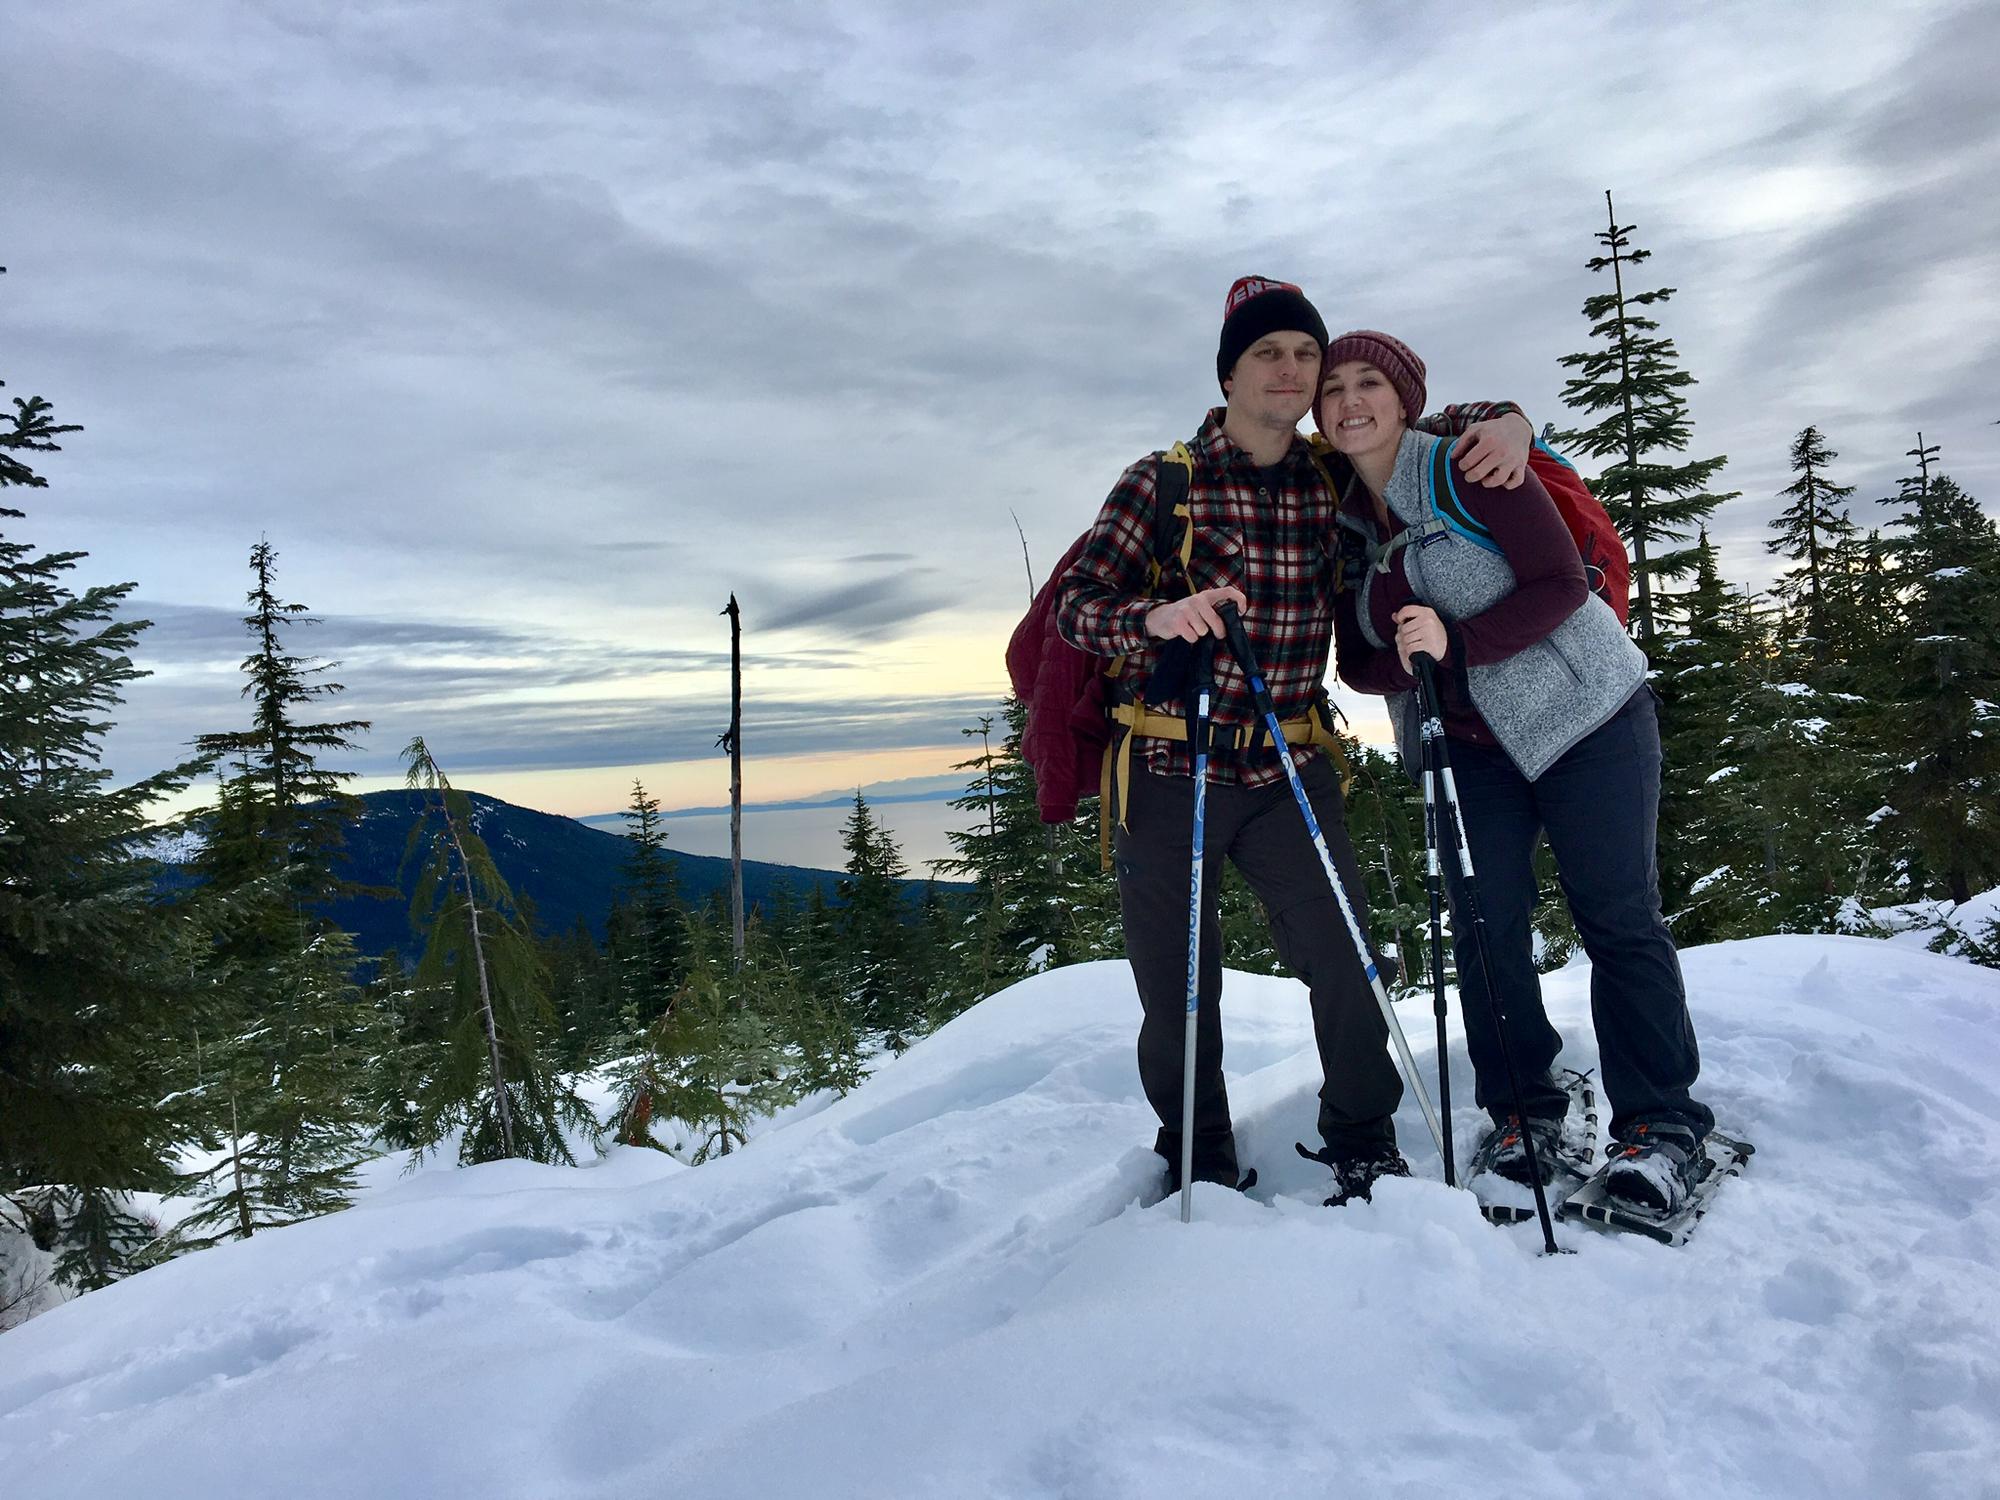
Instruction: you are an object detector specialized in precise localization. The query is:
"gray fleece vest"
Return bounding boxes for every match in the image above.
[1352,429,1647,782]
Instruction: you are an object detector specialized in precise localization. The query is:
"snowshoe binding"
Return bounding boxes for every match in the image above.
[1295,1141,1410,1207]
[1467,1069,1598,1226]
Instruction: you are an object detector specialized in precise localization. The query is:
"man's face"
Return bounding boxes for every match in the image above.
[1224,332,1321,430]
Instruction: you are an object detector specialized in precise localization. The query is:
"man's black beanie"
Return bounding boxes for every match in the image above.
[1216,276,1329,392]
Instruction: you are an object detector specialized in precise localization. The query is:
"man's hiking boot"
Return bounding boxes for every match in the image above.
[1162,1157,1258,1195]
[1296,1141,1410,1207]
[1603,1120,1706,1216]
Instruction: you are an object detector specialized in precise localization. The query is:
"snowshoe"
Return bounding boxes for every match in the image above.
[1467,1070,1597,1226]
[1562,1130,1755,1247]
[1295,1141,1410,1207]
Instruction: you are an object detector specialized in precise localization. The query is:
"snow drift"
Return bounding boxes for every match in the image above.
[2,935,1996,1499]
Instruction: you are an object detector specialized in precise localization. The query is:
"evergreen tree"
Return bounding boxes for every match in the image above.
[542,916,615,1068]
[1820,525,1902,682]
[1554,191,1738,646]
[385,739,588,1164]
[1653,531,1760,938]
[934,697,1121,1007]
[785,881,842,1003]
[192,540,369,901]
[605,915,798,1160]
[616,779,686,1026]
[1334,737,1435,991]
[836,791,916,1045]
[173,923,367,1247]
[1765,427,1857,664]
[0,342,209,1287]
[1875,475,2000,904]
[177,541,374,1242]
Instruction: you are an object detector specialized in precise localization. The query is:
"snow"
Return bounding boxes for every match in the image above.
[1688,865,1730,895]
[4,937,1999,1498]
[1875,888,2000,958]
[128,826,204,863]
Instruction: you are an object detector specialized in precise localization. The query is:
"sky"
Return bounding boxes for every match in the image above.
[9,0,1997,859]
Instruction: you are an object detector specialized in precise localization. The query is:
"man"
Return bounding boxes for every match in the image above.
[1054,276,1533,1204]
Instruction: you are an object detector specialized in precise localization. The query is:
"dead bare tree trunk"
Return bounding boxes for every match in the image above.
[723,594,746,971]
[434,789,516,1159]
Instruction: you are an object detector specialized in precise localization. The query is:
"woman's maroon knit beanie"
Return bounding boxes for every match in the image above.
[1316,329,1428,431]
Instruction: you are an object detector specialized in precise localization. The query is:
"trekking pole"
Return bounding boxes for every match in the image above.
[1412,653,1565,1255]
[1179,635,1218,1224]
[1212,604,1445,1167]
[1418,706,1457,1189]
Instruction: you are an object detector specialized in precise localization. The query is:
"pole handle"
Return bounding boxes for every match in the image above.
[1411,651,1442,716]
[1213,600,1262,686]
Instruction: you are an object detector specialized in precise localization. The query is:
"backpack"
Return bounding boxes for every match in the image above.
[1006,445,1347,863]
[1528,439,1630,625]
[1384,435,1632,627]
[1004,445,1197,831]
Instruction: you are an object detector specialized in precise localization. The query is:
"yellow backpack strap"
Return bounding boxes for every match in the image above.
[1307,694,1353,794]
[1165,442,1197,578]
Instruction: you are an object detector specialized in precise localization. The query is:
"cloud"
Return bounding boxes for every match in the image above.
[18,0,2000,805]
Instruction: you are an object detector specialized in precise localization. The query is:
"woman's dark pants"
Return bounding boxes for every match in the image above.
[1442,687,1713,1140]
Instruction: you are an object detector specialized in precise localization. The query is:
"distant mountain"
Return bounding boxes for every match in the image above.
[300,789,934,959]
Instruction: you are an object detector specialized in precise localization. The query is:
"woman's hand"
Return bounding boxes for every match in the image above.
[1145,586,1247,642]
[1392,604,1448,673]
[1457,412,1533,488]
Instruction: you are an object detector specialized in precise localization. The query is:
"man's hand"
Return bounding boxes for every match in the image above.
[1392,604,1448,673]
[1456,411,1533,489]
[1145,586,1247,642]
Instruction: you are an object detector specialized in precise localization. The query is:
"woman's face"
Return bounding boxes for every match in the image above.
[1319,360,1406,460]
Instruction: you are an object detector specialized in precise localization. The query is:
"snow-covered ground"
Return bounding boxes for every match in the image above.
[3,935,1997,1499]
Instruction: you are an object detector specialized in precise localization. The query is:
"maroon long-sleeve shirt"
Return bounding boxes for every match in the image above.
[1334,460,1587,744]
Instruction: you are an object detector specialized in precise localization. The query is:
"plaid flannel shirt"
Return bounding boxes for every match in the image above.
[1055,402,1522,786]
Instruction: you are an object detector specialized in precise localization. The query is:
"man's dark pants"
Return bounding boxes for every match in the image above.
[1442,686,1713,1140]
[1113,752,1403,1182]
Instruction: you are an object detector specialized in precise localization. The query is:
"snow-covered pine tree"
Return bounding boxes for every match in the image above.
[1554,191,1738,648]
[388,738,588,1164]
[1653,531,1764,939]
[1712,588,1864,940]
[0,344,208,1288]
[176,541,374,1244]
[1765,426,1857,665]
[1874,473,2000,905]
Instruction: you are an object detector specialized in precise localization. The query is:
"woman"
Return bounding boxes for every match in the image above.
[1318,329,1714,1215]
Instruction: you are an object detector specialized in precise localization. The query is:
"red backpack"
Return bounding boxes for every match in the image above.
[1005,447,1196,830]
[1528,439,1630,625]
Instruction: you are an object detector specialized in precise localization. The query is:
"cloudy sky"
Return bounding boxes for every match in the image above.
[10,0,1997,846]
